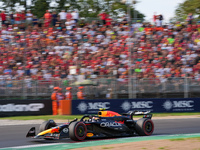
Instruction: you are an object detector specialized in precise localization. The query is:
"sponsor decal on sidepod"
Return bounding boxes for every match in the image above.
[100,122,122,127]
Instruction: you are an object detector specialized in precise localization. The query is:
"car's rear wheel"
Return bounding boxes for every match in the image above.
[39,119,57,132]
[135,118,154,136]
[69,121,87,141]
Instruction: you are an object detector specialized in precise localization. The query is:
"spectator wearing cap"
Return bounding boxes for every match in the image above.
[51,87,59,115]
[65,87,72,100]
[77,86,85,99]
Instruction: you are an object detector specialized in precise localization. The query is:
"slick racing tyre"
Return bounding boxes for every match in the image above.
[69,121,87,141]
[39,119,57,132]
[135,118,154,136]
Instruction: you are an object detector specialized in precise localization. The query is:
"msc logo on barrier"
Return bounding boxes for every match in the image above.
[77,102,110,113]
[121,101,153,111]
[163,100,194,111]
[0,103,44,112]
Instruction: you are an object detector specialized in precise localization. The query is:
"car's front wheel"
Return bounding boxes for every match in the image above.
[69,121,87,141]
[39,119,57,132]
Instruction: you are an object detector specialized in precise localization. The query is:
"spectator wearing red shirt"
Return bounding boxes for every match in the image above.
[14,11,21,24]
[20,10,26,24]
[98,11,107,25]
[66,11,72,20]
[105,17,112,26]
[153,12,157,25]
[44,10,52,27]
[0,11,6,25]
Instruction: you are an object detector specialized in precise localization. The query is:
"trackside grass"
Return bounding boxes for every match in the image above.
[0,112,199,120]
[170,137,200,141]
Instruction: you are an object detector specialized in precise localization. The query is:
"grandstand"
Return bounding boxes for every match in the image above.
[0,10,200,99]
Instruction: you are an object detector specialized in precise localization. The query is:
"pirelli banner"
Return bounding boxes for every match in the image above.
[0,99,52,117]
[71,98,200,115]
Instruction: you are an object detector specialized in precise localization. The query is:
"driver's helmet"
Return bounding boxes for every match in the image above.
[90,117,98,122]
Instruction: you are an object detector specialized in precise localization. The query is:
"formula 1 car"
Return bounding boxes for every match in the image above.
[26,109,154,141]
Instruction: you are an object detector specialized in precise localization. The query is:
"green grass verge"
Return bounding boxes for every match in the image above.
[158,147,168,149]
[101,147,114,149]
[170,138,186,141]
[170,137,200,141]
[0,112,199,120]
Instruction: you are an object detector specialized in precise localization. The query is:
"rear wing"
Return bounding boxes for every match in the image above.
[122,111,152,119]
[133,111,150,115]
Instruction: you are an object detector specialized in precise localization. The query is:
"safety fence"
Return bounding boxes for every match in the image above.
[0,77,200,100]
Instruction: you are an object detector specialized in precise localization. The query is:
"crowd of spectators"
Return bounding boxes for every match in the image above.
[0,9,200,87]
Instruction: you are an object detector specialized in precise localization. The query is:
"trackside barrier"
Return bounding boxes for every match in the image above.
[1,98,199,117]
[0,99,52,117]
[71,98,200,115]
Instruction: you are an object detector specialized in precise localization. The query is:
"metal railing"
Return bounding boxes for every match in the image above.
[1,77,200,100]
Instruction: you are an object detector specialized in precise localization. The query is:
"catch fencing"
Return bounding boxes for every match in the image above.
[0,77,200,100]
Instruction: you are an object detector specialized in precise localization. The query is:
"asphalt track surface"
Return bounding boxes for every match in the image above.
[0,118,200,149]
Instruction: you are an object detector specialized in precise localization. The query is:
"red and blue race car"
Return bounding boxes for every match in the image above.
[26,109,154,141]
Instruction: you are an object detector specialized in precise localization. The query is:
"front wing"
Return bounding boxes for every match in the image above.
[26,125,69,140]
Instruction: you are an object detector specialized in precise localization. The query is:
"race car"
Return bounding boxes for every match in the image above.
[26,109,154,141]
